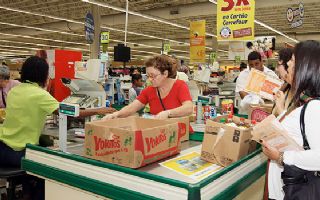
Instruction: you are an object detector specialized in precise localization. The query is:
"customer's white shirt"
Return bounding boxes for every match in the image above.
[235,66,278,93]
[235,67,278,114]
[268,100,320,200]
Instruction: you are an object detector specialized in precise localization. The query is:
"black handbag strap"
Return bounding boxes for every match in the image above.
[1,89,6,107]
[157,88,166,111]
[300,98,320,150]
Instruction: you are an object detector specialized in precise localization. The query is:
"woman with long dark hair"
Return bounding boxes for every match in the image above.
[262,40,320,200]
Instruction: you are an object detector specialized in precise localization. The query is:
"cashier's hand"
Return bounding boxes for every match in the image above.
[273,91,285,114]
[155,110,170,119]
[101,112,119,120]
[96,107,117,115]
[261,140,280,161]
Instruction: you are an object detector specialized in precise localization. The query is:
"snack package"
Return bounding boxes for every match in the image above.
[251,115,302,152]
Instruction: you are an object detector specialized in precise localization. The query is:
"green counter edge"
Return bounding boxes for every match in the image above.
[22,159,160,200]
[24,144,264,200]
[211,161,267,200]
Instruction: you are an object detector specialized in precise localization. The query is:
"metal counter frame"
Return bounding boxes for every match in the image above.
[22,137,267,200]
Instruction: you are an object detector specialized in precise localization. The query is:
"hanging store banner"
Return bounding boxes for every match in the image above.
[190,20,206,63]
[217,0,255,41]
[209,52,217,63]
[85,12,95,44]
[162,42,171,55]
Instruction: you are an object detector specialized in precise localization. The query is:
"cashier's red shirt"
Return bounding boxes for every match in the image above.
[137,80,192,115]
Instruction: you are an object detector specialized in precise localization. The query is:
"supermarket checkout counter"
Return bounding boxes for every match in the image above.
[22,129,267,200]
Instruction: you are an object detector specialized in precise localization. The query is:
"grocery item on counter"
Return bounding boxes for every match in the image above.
[221,99,234,115]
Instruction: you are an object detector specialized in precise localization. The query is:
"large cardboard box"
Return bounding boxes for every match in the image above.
[201,116,254,167]
[248,104,273,122]
[167,116,189,142]
[84,117,183,168]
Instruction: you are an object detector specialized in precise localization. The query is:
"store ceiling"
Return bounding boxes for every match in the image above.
[0,0,319,61]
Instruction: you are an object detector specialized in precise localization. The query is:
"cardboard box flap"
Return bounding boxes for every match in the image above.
[86,117,178,131]
[201,116,254,167]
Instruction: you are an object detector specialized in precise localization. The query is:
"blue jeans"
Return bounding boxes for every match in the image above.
[0,141,25,168]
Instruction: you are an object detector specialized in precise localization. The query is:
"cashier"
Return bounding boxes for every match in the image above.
[235,51,278,114]
[236,51,278,99]
[0,65,20,108]
[103,55,193,120]
[0,56,116,168]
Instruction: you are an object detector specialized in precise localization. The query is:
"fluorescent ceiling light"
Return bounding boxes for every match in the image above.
[0,5,82,25]
[131,49,159,55]
[0,5,189,46]
[0,44,39,51]
[254,20,299,43]
[0,5,222,56]
[0,48,29,53]
[0,21,82,36]
[82,0,217,38]
[0,39,89,52]
[0,32,88,46]
[208,0,299,43]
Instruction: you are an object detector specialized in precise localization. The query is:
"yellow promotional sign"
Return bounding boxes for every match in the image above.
[100,31,110,44]
[160,152,223,180]
[217,0,255,41]
[190,20,206,63]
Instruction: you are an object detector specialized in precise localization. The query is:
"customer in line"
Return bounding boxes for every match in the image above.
[129,73,143,103]
[0,56,116,168]
[0,65,20,108]
[272,48,294,116]
[103,55,193,120]
[262,40,320,200]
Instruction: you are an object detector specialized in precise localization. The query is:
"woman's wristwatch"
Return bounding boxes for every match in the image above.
[167,110,171,118]
[277,152,284,166]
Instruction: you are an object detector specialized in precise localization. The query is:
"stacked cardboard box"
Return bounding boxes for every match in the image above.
[84,117,184,168]
[201,116,256,167]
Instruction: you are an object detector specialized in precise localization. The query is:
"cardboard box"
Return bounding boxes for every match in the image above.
[84,117,183,168]
[201,116,255,167]
[248,104,273,122]
[167,116,189,142]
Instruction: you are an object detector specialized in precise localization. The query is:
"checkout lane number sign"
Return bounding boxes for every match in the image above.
[85,12,95,44]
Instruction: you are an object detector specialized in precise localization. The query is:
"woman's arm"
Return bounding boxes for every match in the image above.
[103,100,145,119]
[52,107,117,117]
[155,100,193,119]
[284,100,320,171]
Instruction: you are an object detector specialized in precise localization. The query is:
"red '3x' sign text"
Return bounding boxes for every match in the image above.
[221,0,250,11]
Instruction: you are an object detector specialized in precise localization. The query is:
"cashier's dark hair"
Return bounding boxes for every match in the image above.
[21,56,49,88]
[248,51,262,61]
[292,40,320,105]
[145,55,177,78]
